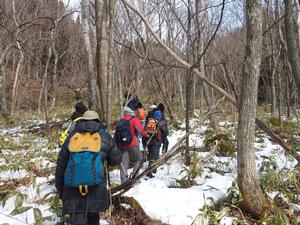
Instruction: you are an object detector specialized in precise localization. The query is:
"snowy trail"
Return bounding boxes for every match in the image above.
[0,119,297,224]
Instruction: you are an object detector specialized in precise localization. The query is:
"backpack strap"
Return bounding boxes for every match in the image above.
[74,117,82,122]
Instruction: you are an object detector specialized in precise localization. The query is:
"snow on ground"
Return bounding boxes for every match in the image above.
[0,119,298,224]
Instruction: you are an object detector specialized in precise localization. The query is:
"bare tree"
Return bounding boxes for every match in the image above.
[284,0,300,96]
[81,0,100,109]
[237,0,271,217]
[0,47,9,116]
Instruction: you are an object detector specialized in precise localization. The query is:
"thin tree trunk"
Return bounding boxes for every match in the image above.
[0,49,8,116]
[81,0,100,109]
[105,0,115,130]
[38,47,52,115]
[96,0,110,123]
[51,48,58,108]
[11,0,24,117]
[153,74,174,120]
[237,0,271,218]
[195,0,218,129]
[184,0,192,165]
[285,0,300,95]
[270,57,277,114]
[177,68,185,109]
[11,53,23,117]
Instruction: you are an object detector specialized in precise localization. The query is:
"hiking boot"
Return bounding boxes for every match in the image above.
[146,172,155,179]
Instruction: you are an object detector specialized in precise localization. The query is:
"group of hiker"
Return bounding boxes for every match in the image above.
[55,96,169,224]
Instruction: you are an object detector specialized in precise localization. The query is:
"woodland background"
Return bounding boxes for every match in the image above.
[1,0,300,224]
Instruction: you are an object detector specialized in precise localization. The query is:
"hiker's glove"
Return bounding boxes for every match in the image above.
[162,138,169,152]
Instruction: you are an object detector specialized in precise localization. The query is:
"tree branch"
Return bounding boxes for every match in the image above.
[120,0,300,163]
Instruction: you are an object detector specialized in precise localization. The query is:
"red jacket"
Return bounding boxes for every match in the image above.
[119,114,148,147]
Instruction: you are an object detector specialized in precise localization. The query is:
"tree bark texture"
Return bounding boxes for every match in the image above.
[106,0,115,130]
[237,0,271,218]
[285,0,300,95]
[81,0,100,109]
[96,0,110,123]
[0,49,8,115]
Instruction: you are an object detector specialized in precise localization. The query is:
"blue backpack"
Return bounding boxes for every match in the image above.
[114,117,133,145]
[64,132,103,196]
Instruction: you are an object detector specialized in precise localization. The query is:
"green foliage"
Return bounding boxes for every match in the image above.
[0,136,19,151]
[1,191,17,207]
[49,194,63,217]
[204,128,236,157]
[189,152,202,180]
[259,156,300,204]
[33,207,53,225]
[172,152,202,188]
[259,208,298,225]
[192,201,231,225]
[268,117,281,126]
[259,156,282,192]
[15,193,26,209]
[227,181,241,206]
[10,206,32,216]
[264,116,300,151]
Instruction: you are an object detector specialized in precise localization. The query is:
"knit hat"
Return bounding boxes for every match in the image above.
[82,110,100,121]
[123,107,135,116]
[137,102,143,108]
[71,102,88,120]
[75,102,88,114]
[157,103,165,112]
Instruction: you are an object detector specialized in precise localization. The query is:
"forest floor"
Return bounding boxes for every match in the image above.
[0,112,299,225]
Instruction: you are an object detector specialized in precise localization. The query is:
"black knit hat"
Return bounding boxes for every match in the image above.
[157,103,165,112]
[137,102,143,108]
[71,102,88,120]
[75,102,88,114]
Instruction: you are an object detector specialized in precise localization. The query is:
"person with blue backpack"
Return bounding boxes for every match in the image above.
[55,110,122,225]
[144,104,169,178]
[114,107,149,183]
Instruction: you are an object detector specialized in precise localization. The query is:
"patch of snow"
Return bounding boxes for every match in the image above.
[219,216,235,225]
[0,170,28,180]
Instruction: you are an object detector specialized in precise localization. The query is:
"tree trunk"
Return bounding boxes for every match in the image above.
[105,0,115,130]
[38,47,52,115]
[95,0,110,123]
[11,52,23,117]
[195,0,219,129]
[177,68,185,109]
[184,0,192,165]
[285,0,300,95]
[81,0,100,109]
[237,0,271,218]
[11,0,24,117]
[0,49,8,116]
[51,48,58,108]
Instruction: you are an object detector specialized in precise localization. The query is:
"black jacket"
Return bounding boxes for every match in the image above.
[55,120,122,214]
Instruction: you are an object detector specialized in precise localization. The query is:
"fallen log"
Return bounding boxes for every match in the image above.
[112,196,169,225]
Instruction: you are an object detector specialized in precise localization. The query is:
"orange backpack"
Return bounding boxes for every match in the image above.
[137,108,146,121]
[145,118,157,133]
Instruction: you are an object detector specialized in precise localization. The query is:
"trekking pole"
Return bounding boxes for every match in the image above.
[105,164,115,225]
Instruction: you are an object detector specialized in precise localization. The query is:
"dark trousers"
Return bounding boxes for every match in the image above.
[70,212,99,225]
[148,142,161,174]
